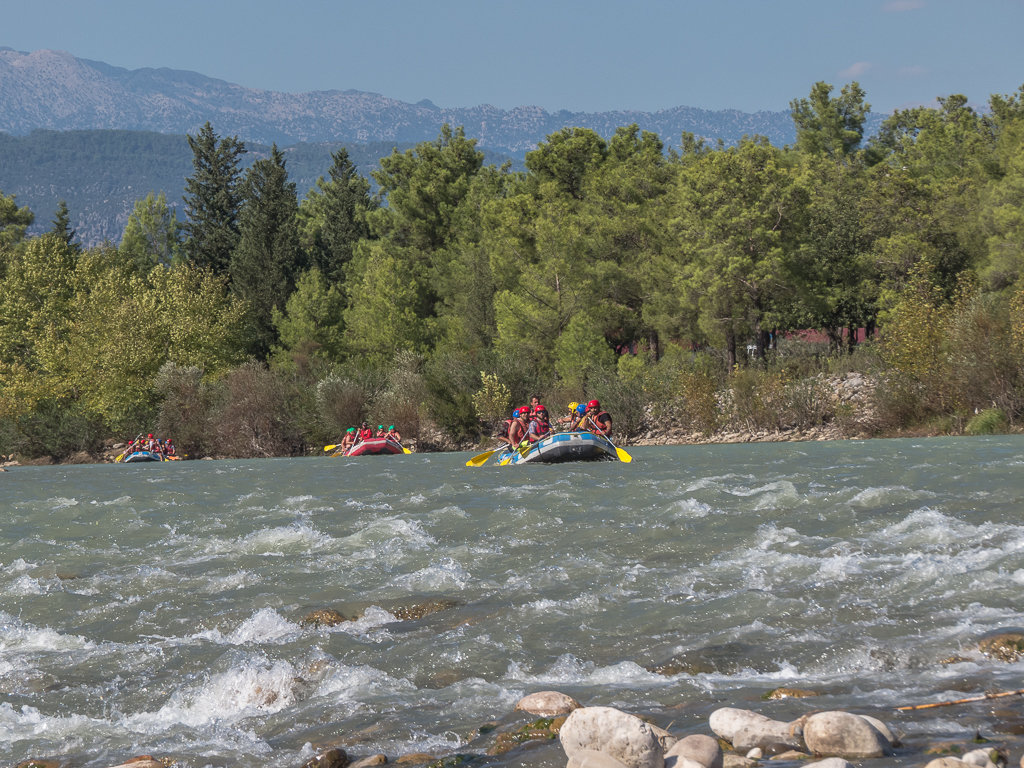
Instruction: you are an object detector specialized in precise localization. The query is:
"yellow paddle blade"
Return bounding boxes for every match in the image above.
[323,444,337,452]
[114,453,125,463]
[615,446,633,463]
[402,447,412,454]
[465,448,497,467]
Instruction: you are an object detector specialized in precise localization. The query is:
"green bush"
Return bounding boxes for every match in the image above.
[965,408,1009,435]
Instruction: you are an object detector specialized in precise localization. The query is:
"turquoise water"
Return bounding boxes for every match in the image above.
[2,437,1024,767]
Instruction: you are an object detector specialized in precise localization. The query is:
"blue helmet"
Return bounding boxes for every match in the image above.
[512,408,521,418]
[575,403,586,416]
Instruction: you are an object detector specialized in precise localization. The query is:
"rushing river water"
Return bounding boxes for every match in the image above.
[3,437,1024,768]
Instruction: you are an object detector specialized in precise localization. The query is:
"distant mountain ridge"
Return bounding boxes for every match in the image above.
[0,47,803,152]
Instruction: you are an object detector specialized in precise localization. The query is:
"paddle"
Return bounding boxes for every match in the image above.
[115,433,143,463]
[324,444,338,452]
[584,417,633,463]
[466,445,504,467]
[498,438,534,466]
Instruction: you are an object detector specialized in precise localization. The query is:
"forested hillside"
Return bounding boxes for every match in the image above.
[2,80,1024,461]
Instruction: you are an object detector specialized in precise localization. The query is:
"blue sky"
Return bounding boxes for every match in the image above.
[5,0,1023,115]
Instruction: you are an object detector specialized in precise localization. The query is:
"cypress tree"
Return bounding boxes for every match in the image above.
[299,147,374,286]
[231,144,303,358]
[50,200,79,252]
[182,122,245,275]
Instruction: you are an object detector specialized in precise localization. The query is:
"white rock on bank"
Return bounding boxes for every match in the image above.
[962,748,1005,768]
[859,714,899,746]
[664,734,724,768]
[709,707,775,743]
[806,758,853,768]
[732,717,803,753]
[559,706,665,768]
[567,748,630,768]
[924,758,969,768]
[803,711,892,758]
[514,690,581,717]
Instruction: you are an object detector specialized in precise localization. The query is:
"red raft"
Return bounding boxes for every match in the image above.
[343,437,405,457]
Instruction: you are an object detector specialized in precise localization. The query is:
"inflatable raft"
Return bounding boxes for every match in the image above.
[122,450,164,463]
[499,431,617,464]
[340,437,405,457]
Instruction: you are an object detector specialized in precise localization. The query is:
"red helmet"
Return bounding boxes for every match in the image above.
[148,433,153,438]
[587,400,600,410]
[167,439,172,443]
[535,404,546,412]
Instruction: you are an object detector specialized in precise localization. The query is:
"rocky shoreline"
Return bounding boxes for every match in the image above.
[14,623,1024,768]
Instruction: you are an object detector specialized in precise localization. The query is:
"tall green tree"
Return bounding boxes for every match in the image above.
[230,144,303,358]
[0,190,34,251]
[669,137,800,365]
[297,147,375,286]
[120,192,183,272]
[182,122,245,275]
[49,200,80,252]
[790,81,870,161]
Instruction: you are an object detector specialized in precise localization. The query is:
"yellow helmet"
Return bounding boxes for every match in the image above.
[568,401,579,412]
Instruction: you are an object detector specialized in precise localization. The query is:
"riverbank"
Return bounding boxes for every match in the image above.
[1,371,1014,468]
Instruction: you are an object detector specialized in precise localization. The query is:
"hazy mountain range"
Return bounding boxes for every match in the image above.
[0,48,802,153]
[0,47,874,244]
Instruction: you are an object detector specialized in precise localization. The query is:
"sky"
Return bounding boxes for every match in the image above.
[4,0,1024,115]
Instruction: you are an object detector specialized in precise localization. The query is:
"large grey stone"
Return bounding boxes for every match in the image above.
[708,707,774,743]
[805,758,853,768]
[514,690,581,717]
[664,734,723,768]
[567,749,630,768]
[803,711,892,759]
[559,706,665,768]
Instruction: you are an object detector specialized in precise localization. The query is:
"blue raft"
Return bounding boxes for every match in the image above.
[499,431,617,464]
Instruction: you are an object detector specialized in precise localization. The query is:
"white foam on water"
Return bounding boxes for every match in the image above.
[200,521,332,557]
[316,661,416,703]
[521,593,601,615]
[193,607,301,646]
[0,701,105,744]
[90,495,133,506]
[506,654,667,688]
[848,485,934,508]
[7,573,47,595]
[128,656,302,730]
[328,605,397,637]
[391,558,474,591]
[665,498,712,518]
[340,516,437,557]
[0,611,95,653]
[3,557,36,573]
[200,569,260,594]
[47,496,79,509]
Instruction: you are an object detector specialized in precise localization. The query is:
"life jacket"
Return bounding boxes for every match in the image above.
[358,428,374,441]
[533,419,551,439]
[590,411,611,435]
[508,418,529,446]
[499,418,513,438]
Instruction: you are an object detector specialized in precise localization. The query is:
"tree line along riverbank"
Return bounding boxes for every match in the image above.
[3,80,1024,463]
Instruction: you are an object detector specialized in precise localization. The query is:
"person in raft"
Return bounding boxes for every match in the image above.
[340,427,357,453]
[357,422,374,442]
[507,407,532,449]
[527,405,552,442]
[581,399,612,436]
[385,425,402,442]
[556,402,579,429]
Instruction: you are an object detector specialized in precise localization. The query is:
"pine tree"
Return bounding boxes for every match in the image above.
[49,200,79,252]
[298,147,374,286]
[230,144,303,358]
[182,122,245,275]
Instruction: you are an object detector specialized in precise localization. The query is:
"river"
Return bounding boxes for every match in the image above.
[2,437,1024,767]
